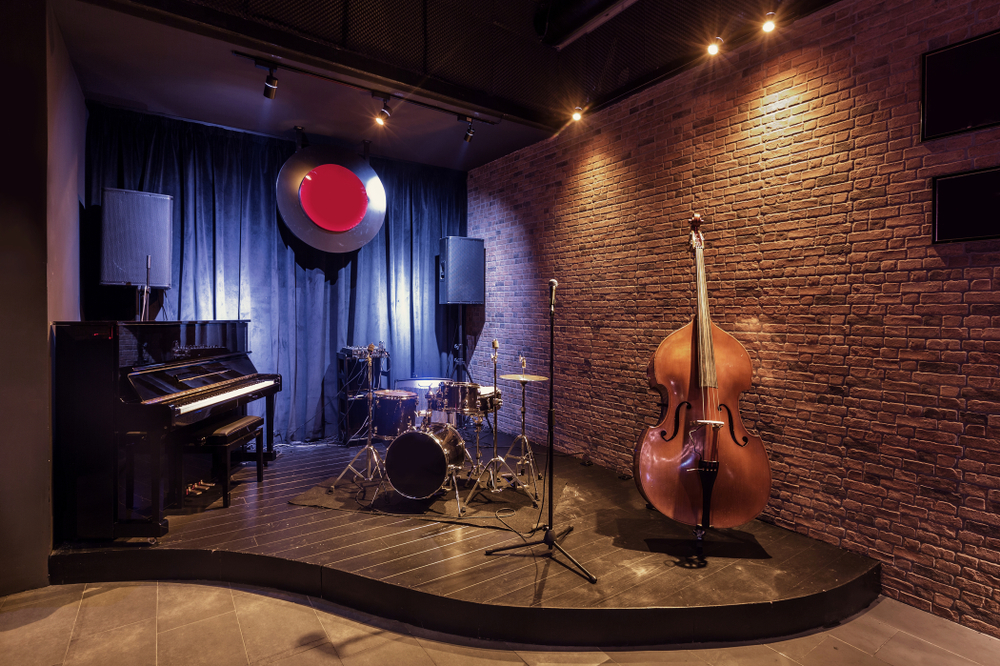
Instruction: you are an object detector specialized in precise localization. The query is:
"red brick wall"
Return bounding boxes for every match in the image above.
[468,0,1000,638]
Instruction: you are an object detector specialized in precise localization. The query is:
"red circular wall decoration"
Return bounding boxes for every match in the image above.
[276,146,386,253]
[298,164,369,232]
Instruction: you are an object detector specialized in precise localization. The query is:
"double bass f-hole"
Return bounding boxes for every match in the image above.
[719,404,749,447]
[659,400,691,442]
[633,212,772,534]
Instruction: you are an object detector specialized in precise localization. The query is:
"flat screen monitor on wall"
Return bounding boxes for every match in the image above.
[933,166,1000,243]
[922,29,1000,140]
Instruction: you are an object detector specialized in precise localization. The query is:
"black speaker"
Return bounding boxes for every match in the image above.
[439,236,485,305]
[100,188,173,288]
[933,166,1000,243]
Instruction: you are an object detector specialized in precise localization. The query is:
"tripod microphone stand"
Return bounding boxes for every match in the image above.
[485,279,596,584]
[332,344,384,488]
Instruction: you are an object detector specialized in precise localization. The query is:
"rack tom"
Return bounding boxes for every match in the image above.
[431,381,480,415]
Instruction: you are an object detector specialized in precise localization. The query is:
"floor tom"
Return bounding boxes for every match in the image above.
[372,390,417,439]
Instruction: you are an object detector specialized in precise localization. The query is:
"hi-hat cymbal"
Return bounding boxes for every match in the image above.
[499,373,549,382]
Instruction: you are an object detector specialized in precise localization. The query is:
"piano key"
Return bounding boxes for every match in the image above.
[177,379,276,414]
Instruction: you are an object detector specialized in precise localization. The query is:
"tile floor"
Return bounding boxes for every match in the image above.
[1,581,998,666]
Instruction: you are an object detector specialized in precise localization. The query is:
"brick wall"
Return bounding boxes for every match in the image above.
[468,0,1000,638]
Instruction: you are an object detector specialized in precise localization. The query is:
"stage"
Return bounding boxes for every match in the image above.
[50,432,880,647]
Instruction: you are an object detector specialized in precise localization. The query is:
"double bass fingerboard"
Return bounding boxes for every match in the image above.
[691,225,718,390]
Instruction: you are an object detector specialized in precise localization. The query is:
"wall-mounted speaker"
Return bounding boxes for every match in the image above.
[922,28,1000,140]
[439,236,485,305]
[100,188,173,288]
[933,166,1000,243]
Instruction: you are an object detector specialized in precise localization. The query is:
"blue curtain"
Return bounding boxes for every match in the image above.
[84,105,465,442]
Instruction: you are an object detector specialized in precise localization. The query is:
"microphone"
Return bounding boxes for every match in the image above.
[367,343,375,354]
[549,278,558,313]
[492,339,499,349]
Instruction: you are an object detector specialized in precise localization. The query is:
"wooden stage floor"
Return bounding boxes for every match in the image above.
[50,431,880,647]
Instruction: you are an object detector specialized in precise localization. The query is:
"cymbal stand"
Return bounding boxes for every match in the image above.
[486,280,596,583]
[332,350,384,488]
[466,341,531,506]
[503,374,539,500]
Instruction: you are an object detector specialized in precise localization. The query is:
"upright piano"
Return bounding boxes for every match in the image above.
[52,320,281,542]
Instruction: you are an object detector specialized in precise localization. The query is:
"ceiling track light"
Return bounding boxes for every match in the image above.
[464,119,475,143]
[236,51,503,130]
[572,106,583,121]
[376,98,392,126]
[708,36,724,55]
[263,68,278,99]
[763,12,777,32]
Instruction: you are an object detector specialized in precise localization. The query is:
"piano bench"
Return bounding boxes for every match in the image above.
[191,415,265,509]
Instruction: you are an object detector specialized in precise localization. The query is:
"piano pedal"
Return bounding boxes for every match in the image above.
[185,484,203,496]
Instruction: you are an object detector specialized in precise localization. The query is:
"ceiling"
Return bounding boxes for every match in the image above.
[52,0,838,171]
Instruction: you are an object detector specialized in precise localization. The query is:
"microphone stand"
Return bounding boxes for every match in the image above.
[332,344,385,489]
[485,279,596,584]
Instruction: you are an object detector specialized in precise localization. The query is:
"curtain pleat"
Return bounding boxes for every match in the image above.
[84,105,465,442]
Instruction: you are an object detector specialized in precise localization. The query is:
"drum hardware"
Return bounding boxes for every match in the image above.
[466,340,534,507]
[467,413,486,477]
[500,362,547,501]
[332,344,385,488]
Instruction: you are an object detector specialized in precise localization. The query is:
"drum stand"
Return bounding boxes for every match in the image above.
[503,377,540,501]
[467,415,485,477]
[466,343,534,507]
[332,352,384,488]
[441,464,467,515]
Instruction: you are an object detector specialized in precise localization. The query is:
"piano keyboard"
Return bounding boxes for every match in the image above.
[177,378,277,415]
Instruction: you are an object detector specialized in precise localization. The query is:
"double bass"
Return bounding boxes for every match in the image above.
[633,214,771,541]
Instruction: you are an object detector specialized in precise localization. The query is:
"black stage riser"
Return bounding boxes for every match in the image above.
[49,548,880,647]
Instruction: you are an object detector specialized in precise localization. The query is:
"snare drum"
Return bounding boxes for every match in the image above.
[477,386,503,414]
[385,423,466,499]
[372,390,417,439]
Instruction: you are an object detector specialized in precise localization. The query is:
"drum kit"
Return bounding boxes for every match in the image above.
[331,344,548,516]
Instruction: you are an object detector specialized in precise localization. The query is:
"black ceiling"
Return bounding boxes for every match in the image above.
[56,0,840,170]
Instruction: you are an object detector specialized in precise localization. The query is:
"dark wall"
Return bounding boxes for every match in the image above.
[0,2,52,595]
[469,0,1000,638]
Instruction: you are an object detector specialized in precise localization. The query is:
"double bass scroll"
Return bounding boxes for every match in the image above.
[632,213,771,531]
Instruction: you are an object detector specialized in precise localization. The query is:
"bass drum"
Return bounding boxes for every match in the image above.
[385,424,466,500]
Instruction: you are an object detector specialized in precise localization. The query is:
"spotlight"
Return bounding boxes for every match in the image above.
[263,69,278,99]
[464,120,475,143]
[572,107,583,121]
[707,37,723,55]
[376,100,391,126]
[763,12,776,32]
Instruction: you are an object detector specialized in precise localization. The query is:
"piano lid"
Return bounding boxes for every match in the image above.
[116,321,249,369]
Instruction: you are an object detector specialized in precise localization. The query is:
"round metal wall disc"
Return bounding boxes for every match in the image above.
[276,145,387,253]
